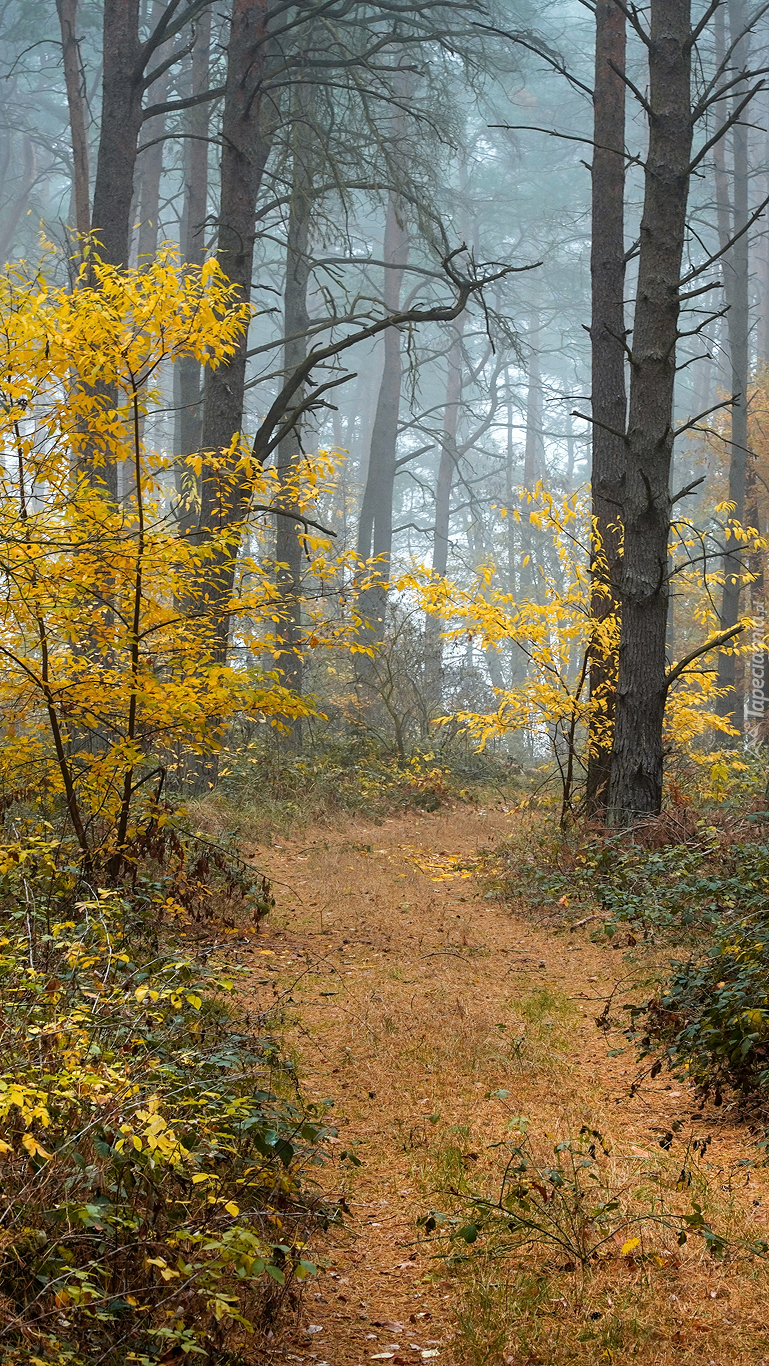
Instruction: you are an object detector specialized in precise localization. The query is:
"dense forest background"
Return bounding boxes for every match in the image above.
[5,0,767,822]
[5,6,769,1364]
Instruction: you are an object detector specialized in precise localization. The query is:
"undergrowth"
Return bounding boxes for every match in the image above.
[630,912,769,1106]
[201,734,530,838]
[0,834,336,1365]
[491,780,769,1118]
[502,819,769,942]
[420,1113,769,1366]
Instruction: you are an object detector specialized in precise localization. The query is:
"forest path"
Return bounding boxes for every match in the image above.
[240,804,769,1366]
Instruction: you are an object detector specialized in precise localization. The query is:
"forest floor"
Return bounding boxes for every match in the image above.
[234,803,769,1366]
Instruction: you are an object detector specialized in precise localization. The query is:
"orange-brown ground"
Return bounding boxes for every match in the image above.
[231,805,769,1366]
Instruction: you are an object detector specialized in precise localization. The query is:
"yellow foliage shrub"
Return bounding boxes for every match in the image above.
[0,836,334,1364]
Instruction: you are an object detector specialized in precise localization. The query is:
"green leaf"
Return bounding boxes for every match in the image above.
[456,1223,479,1243]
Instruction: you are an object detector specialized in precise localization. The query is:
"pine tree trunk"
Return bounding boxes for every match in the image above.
[87,0,144,501]
[715,0,751,738]
[90,0,143,269]
[608,0,694,823]
[175,6,211,533]
[518,309,544,610]
[425,317,465,707]
[136,0,169,264]
[523,309,543,489]
[356,193,409,662]
[198,0,275,660]
[275,88,313,749]
[0,134,36,262]
[586,0,626,815]
[56,0,90,239]
[759,84,769,369]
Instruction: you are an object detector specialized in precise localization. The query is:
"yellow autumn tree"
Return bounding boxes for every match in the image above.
[406,487,746,821]
[0,249,340,873]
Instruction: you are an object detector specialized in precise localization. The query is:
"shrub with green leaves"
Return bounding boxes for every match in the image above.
[0,836,334,1365]
[510,820,769,940]
[631,914,769,1102]
[417,1117,729,1271]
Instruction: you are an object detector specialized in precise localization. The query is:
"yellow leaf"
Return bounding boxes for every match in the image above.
[21,1133,51,1159]
[621,1238,640,1256]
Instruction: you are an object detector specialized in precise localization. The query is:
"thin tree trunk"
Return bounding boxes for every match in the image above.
[432,321,465,582]
[197,0,275,660]
[425,316,465,707]
[566,408,576,486]
[175,6,211,532]
[523,309,543,489]
[759,83,769,368]
[0,134,35,262]
[608,0,694,823]
[275,83,313,749]
[56,0,90,238]
[745,458,768,748]
[519,309,544,610]
[356,193,409,659]
[715,0,751,737]
[586,0,626,814]
[505,374,517,600]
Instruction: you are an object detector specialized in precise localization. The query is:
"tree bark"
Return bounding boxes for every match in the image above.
[197,0,275,660]
[88,0,158,500]
[355,193,409,656]
[518,309,544,608]
[175,6,211,532]
[0,134,36,262]
[56,0,90,239]
[523,308,544,489]
[425,316,465,707]
[608,0,694,823]
[275,83,314,748]
[136,0,170,263]
[90,0,143,268]
[715,0,751,738]
[586,0,626,815]
[759,83,769,369]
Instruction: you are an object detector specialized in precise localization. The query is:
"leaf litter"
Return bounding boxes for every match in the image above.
[240,805,769,1366]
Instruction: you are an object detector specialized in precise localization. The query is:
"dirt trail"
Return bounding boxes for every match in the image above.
[238,805,769,1366]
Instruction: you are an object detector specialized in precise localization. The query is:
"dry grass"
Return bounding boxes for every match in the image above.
[215,801,769,1366]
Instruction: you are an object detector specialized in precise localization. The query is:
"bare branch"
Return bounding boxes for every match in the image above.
[673,395,736,439]
[679,191,769,287]
[251,248,539,464]
[142,85,225,120]
[670,475,706,503]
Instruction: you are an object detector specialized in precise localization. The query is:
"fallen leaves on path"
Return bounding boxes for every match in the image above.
[238,806,769,1366]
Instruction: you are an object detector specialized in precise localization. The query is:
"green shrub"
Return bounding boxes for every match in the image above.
[631,914,769,1102]
[507,819,769,940]
[417,1117,728,1271]
[0,836,334,1365]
